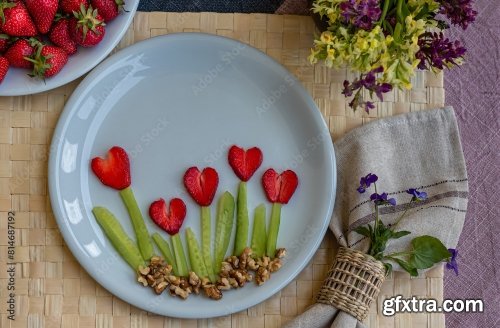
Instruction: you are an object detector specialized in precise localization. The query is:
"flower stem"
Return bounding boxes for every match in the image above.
[378,0,391,25]
[391,201,413,229]
[396,0,404,23]
[385,251,412,258]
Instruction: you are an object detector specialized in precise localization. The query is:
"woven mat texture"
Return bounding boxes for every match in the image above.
[0,12,446,328]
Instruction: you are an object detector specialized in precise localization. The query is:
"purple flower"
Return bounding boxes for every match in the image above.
[342,68,393,113]
[416,32,467,70]
[406,188,428,201]
[439,0,477,30]
[357,173,378,193]
[339,0,381,30]
[370,192,396,206]
[446,248,458,275]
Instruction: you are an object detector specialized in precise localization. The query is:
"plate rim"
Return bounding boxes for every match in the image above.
[48,32,337,318]
[0,0,139,97]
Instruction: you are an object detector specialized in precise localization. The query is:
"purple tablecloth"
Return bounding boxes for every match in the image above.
[442,0,500,326]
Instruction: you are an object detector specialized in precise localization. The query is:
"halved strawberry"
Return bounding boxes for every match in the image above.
[149,198,186,235]
[228,145,263,182]
[262,168,298,204]
[183,167,219,207]
[91,146,131,190]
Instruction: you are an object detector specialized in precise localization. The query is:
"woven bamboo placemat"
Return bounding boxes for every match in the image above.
[0,12,446,328]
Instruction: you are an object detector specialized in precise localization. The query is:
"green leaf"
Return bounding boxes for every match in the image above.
[391,230,411,239]
[392,257,418,276]
[409,236,451,269]
[354,226,372,238]
[383,262,393,276]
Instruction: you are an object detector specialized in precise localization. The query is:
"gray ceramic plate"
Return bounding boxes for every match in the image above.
[48,33,336,318]
[0,0,139,96]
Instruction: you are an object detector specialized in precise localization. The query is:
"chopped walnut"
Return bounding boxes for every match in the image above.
[219,261,232,277]
[255,267,270,286]
[239,247,253,269]
[189,271,201,288]
[137,275,148,287]
[227,256,239,269]
[257,256,270,268]
[170,285,189,299]
[154,281,168,294]
[179,277,190,290]
[217,277,231,290]
[204,284,222,300]
[275,248,286,259]
[247,258,259,270]
[268,258,282,273]
[228,277,239,288]
[167,275,181,286]
[138,265,151,276]
[150,256,162,266]
[230,269,247,287]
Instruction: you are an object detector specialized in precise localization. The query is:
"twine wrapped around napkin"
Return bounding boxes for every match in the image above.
[284,107,468,328]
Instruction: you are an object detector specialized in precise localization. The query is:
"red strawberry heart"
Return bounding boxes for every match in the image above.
[91,146,131,190]
[183,167,219,207]
[149,198,186,235]
[228,145,263,182]
[262,168,299,204]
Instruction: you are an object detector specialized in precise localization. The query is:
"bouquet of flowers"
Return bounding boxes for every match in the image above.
[309,0,477,112]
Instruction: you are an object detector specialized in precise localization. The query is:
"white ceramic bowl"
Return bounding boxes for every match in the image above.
[0,0,139,96]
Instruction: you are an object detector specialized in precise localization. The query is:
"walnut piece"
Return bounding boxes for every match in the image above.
[275,248,287,259]
[204,284,223,300]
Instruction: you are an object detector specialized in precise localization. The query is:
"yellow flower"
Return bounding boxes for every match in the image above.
[320,31,333,44]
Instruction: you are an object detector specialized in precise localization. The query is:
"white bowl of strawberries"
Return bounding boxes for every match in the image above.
[0,0,138,96]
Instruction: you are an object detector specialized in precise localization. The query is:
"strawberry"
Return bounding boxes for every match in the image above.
[91,146,131,190]
[60,0,88,14]
[28,44,68,78]
[25,0,58,34]
[49,18,77,55]
[183,167,219,207]
[0,34,9,53]
[149,198,187,235]
[69,5,106,47]
[262,168,298,204]
[4,38,35,69]
[228,145,263,182]
[91,0,124,22]
[0,56,9,83]
[0,1,37,37]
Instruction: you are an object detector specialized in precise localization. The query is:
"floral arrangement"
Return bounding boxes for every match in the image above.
[309,0,477,112]
[354,173,458,276]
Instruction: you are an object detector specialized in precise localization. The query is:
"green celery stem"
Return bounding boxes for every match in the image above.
[266,202,282,258]
[201,206,217,282]
[151,232,179,275]
[171,233,189,277]
[119,186,154,261]
[234,181,249,256]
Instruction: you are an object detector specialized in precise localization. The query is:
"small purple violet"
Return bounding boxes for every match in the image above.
[406,188,428,201]
[446,248,459,275]
[357,173,378,193]
[370,192,396,206]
